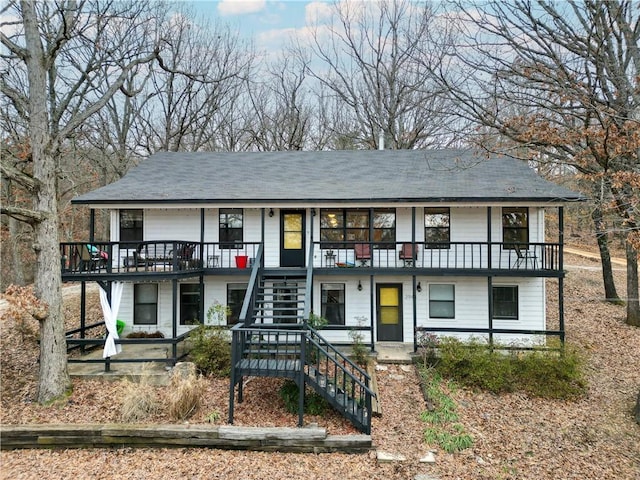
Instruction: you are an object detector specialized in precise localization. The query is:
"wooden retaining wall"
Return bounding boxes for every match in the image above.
[0,424,372,454]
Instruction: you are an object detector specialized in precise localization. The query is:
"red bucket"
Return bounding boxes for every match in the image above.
[235,255,249,268]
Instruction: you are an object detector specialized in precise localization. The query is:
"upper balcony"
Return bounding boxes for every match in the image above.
[60,240,562,280]
[60,241,262,280]
[311,241,561,276]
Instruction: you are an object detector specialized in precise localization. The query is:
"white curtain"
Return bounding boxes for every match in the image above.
[101,282,124,358]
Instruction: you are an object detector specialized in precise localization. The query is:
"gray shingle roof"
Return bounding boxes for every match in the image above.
[72,149,585,205]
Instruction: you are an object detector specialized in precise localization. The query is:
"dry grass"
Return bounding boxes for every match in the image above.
[166,372,208,421]
[119,365,160,423]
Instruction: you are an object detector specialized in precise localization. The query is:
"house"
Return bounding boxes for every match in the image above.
[61,149,584,433]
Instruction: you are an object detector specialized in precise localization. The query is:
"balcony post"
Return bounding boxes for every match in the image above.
[559,207,565,344]
[89,209,95,243]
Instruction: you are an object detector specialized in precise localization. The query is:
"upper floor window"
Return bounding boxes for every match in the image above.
[320,209,395,247]
[219,208,243,248]
[321,283,345,325]
[424,207,450,249]
[120,209,143,246]
[502,207,529,249]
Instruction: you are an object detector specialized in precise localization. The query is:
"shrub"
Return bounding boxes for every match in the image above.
[167,372,208,420]
[434,337,587,399]
[279,380,328,416]
[188,324,231,376]
[349,317,370,366]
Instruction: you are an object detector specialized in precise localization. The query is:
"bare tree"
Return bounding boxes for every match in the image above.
[0,0,164,402]
[245,55,313,151]
[137,10,254,153]
[435,0,639,325]
[299,0,455,150]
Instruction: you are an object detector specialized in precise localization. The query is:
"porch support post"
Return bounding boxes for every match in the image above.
[89,209,95,243]
[558,206,565,344]
[298,334,306,427]
[412,274,418,352]
[103,281,112,373]
[487,277,494,347]
[80,281,86,354]
[200,208,205,324]
[369,275,375,351]
[172,278,178,364]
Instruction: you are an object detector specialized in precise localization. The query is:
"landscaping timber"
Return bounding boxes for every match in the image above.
[0,424,371,453]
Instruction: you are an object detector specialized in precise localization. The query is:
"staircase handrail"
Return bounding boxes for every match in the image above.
[305,334,375,396]
[306,325,370,379]
[238,244,264,326]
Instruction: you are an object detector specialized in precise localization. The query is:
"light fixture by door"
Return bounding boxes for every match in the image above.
[416,281,422,292]
[357,280,363,291]
[268,208,274,217]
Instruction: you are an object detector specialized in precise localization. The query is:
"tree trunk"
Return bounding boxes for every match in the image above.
[22,0,70,403]
[591,206,620,302]
[625,241,639,327]
[9,215,26,286]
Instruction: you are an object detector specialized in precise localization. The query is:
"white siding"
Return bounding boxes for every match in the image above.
[146,209,201,241]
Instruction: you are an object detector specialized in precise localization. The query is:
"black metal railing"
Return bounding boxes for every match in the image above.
[66,332,191,371]
[313,241,560,271]
[60,241,262,275]
[229,323,375,434]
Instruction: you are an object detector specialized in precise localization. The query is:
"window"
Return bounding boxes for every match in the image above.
[429,284,455,319]
[180,284,200,325]
[226,283,248,325]
[320,209,396,247]
[373,209,396,245]
[424,207,450,249]
[134,284,157,325]
[219,209,243,248]
[492,286,519,320]
[502,207,529,249]
[321,283,345,325]
[120,209,143,246]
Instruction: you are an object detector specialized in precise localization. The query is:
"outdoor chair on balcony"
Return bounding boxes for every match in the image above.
[80,244,106,271]
[354,243,371,267]
[399,243,418,267]
[514,245,538,269]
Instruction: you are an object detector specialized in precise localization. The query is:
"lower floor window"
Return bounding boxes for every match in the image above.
[180,284,200,325]
[429,284,455,319]
[227,283,248,325]
[321,283,345,325]
[134,283,158,325]
[492,285,519,319]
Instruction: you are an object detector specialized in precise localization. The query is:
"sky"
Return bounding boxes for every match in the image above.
[188,0,323,53]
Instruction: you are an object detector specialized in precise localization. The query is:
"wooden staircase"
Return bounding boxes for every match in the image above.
[229,270,375,434]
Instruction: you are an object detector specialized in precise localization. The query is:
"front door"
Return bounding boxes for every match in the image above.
[376,284,403,342]
[280,210,305,267]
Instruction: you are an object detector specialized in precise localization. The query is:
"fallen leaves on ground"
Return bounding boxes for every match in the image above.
[1,254,639,479]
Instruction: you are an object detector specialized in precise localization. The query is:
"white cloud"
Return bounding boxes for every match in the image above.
[305,1,333,25]
[217,0,266,16]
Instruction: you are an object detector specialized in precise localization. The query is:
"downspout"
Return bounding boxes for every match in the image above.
[412,207,417,352]
[172,278,178,364]
[487,207,493,346]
